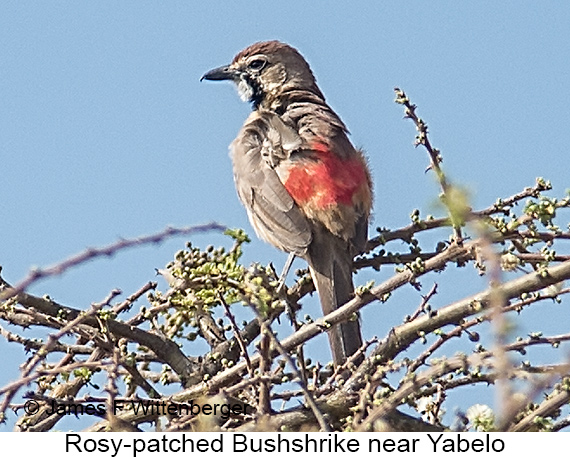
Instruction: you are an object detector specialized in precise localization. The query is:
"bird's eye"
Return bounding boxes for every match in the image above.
[248,58,266,71]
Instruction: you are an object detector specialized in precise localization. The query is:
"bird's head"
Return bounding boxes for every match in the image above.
[201,41,324,109]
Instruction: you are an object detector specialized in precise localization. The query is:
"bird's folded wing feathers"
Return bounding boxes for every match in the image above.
[230,114,312,255]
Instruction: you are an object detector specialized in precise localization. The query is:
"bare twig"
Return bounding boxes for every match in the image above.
[408,283,438,322]
[0,223,226,301]
[247,304,330,432]
[219,293,253,376]
[395,87,463,242]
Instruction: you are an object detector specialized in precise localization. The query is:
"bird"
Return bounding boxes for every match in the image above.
[202,41,372,366]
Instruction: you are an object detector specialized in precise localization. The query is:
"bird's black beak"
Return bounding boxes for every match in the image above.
[200,65,238,82]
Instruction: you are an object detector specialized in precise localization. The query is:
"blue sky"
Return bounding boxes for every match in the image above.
[1,2,569,428]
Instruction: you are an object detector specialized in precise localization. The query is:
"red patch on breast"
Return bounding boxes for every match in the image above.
[284,141,368,208]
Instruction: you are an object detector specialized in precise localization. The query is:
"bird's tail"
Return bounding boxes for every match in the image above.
[307,231,363,366]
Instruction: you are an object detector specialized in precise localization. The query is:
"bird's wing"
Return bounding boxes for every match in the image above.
[284,102,372,252]
[230,111,312,256]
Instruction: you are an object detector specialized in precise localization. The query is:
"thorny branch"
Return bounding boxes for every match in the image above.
[2,93,570,432]
[395,87,465,243]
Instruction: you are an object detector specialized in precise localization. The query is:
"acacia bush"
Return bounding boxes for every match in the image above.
[2,89,570,432]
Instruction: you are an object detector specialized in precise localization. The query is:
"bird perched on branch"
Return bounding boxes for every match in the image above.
[202,41,372,365]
